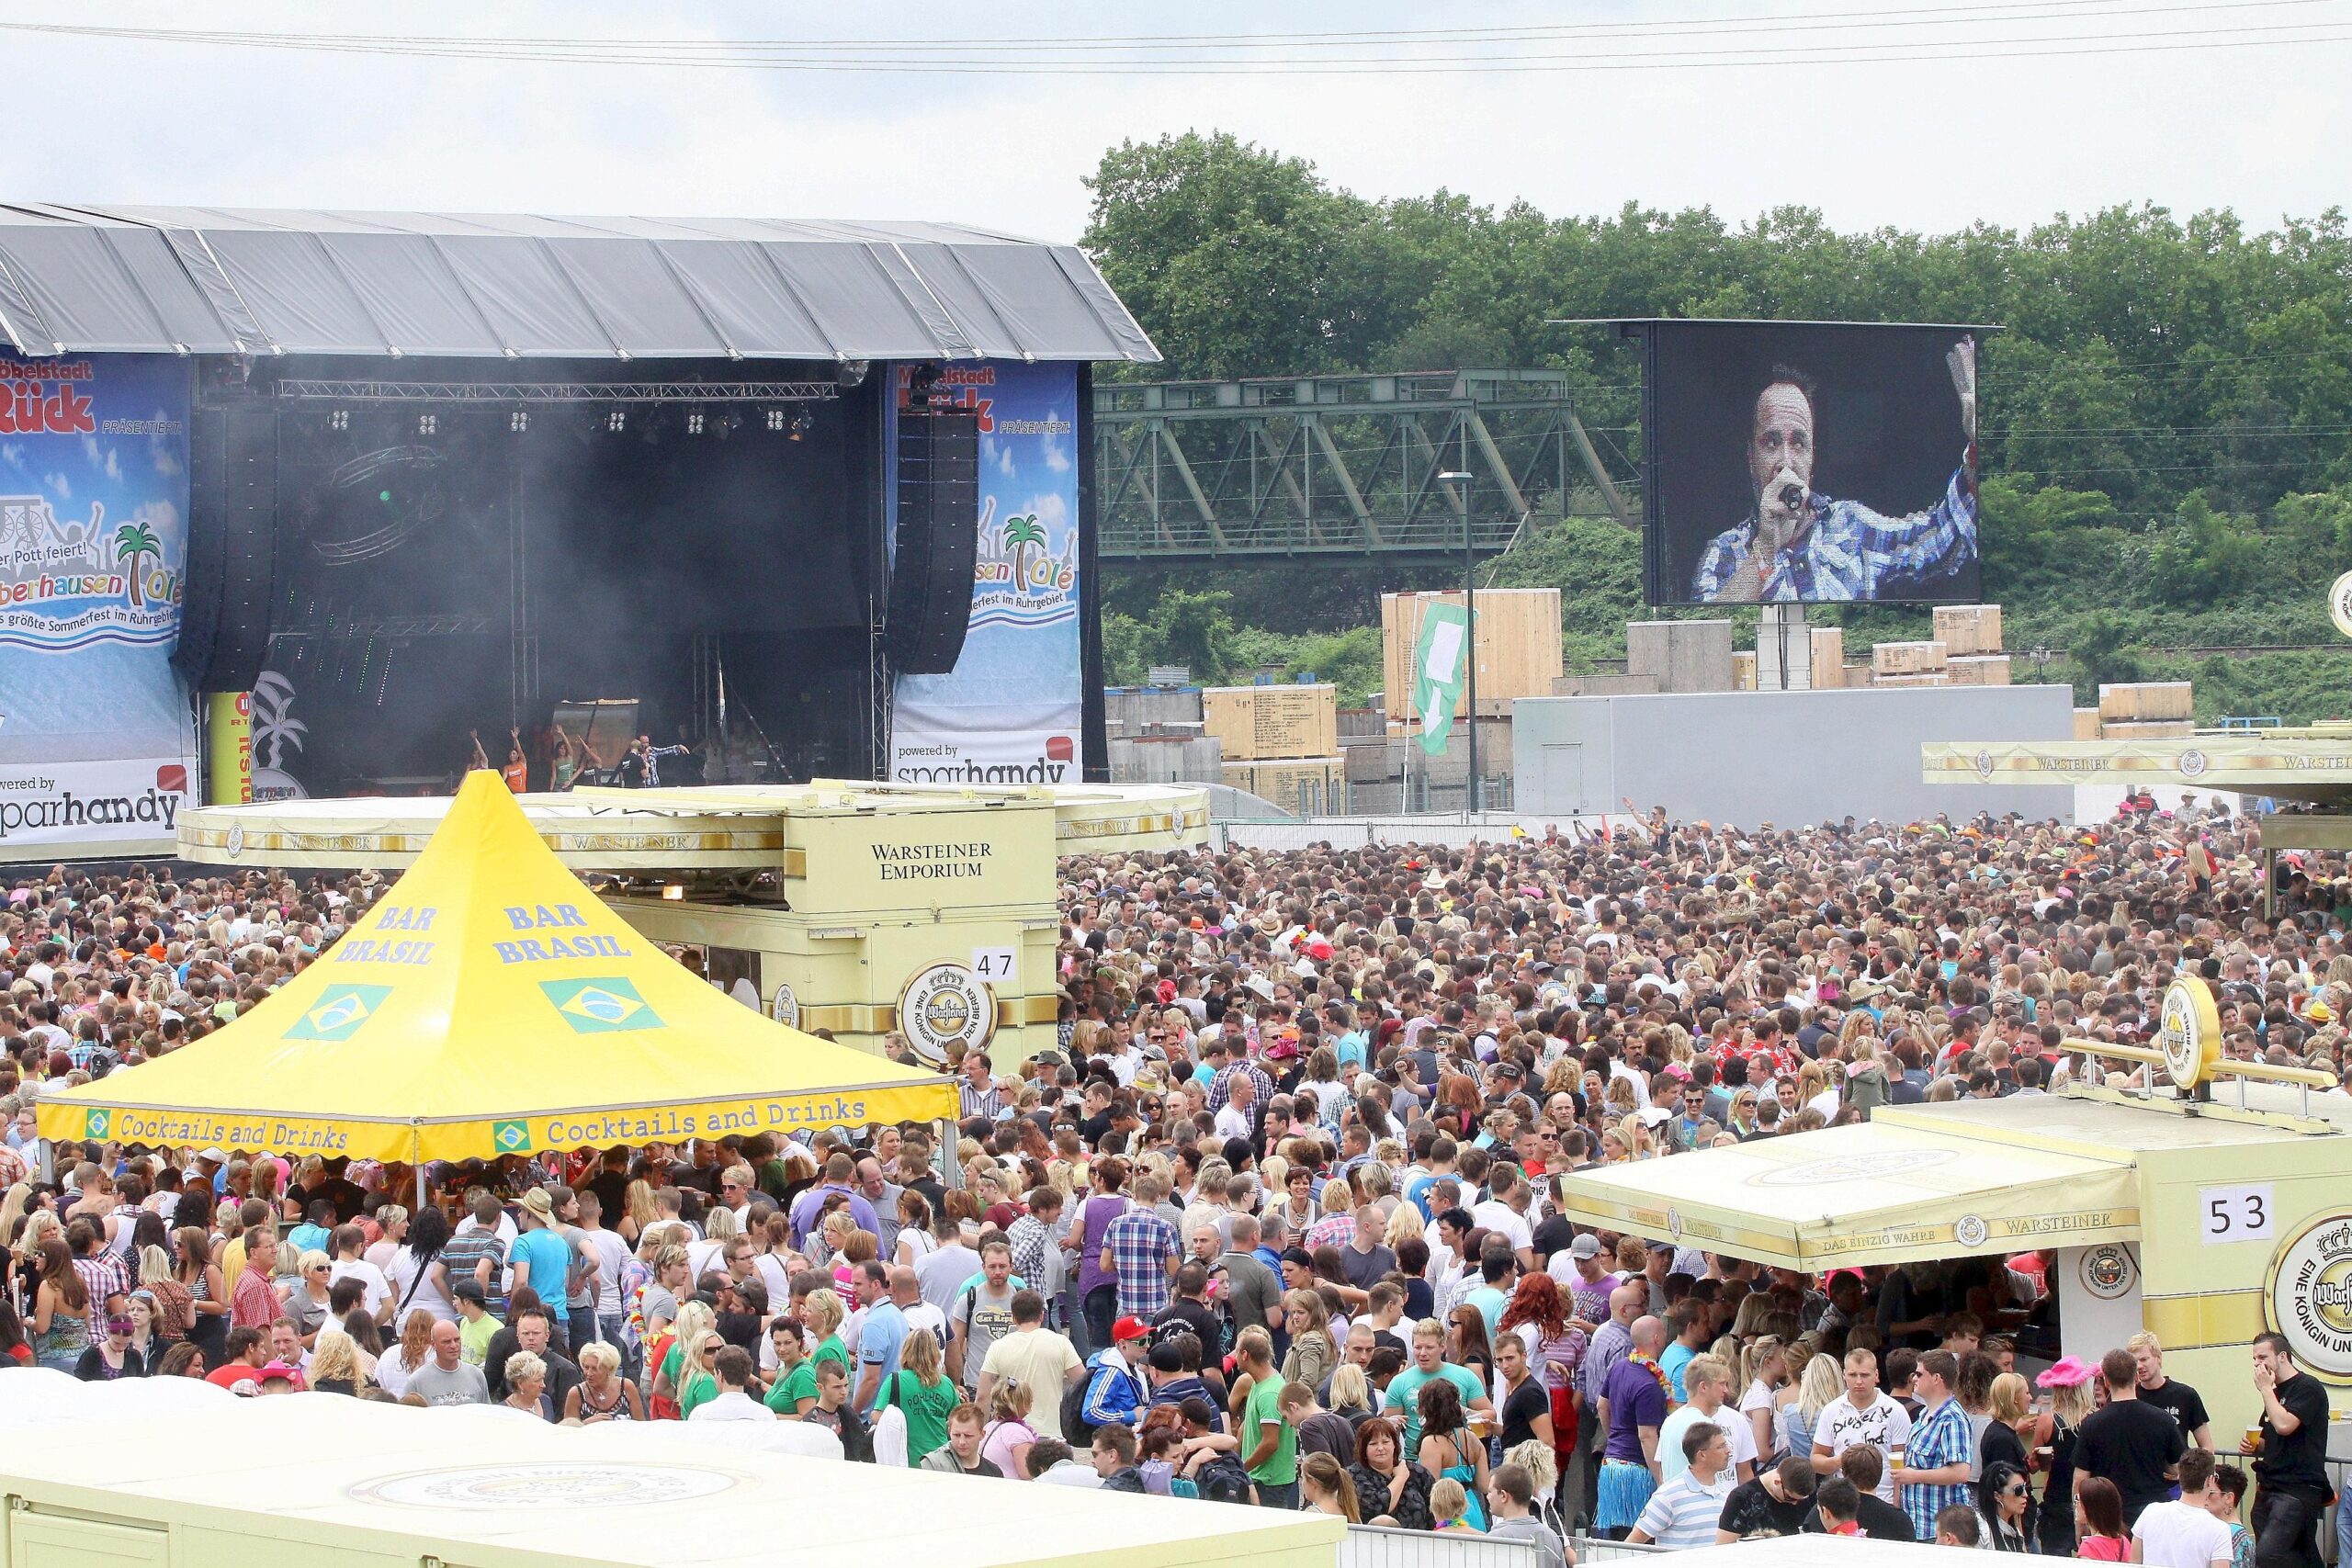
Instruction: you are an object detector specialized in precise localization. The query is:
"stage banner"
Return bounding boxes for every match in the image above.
[888,361,1084,785]
[0,353,195,857]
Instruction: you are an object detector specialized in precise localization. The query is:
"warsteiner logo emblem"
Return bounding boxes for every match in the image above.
[2079,1244,2137,1300]
[1954,1213,1990,1249]
[898,961,995,1066]
[2178,749,2209,780]
[1973,750,1996,781]
[2267,1212,2352,1382]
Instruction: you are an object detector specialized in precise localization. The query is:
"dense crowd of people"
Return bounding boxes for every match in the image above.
[4,794,2351,1564]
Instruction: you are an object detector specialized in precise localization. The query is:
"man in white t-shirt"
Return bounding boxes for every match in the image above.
[1657,1353,1758,1483]
[1468,1163,1536,1270]
[1811,1347,1909,1504]
[2130,1450,2232,1567]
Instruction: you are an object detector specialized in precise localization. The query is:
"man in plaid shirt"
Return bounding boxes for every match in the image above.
[1098,1174,1181,1320]
[1900,1349,1976,1539]
[1691,342,1978,604]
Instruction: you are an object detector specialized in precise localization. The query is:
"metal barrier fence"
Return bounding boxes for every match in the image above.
[1340,1524,1657,1568]
[1340,1525,1537,1568]
[1216,813,1611,852]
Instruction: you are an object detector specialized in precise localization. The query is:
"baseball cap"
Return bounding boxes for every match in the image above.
[1112,1315,1152,1343]
[1569,1234,1602,1260]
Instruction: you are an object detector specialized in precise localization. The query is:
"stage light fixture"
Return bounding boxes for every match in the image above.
[417,412,437,435]
[509,410,529,434]
[329,410,348,431]
[606,410,627,433]
[765,408,786,432]
[838,359,869,389]
[686,412,706,435]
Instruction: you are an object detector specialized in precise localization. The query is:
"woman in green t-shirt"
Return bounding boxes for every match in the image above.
[876,1326,958,1463]
[804,1288,851,1382]
[656,1302,720,1419]
[765,1320,816,1416]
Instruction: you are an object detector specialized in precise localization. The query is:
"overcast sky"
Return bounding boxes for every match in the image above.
[2,1,2344,243]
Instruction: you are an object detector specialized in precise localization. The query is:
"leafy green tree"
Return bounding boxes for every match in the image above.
[2069,611,2147,697]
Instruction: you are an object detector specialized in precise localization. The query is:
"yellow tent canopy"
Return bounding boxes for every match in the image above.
[39,772,956,1164]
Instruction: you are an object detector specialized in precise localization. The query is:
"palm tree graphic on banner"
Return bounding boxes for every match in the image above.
[1001,513,1047,591]
[113,522,160,608]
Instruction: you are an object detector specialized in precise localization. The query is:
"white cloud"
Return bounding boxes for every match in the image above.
[41,472,69,499]
[1040,434,1070,474]
[0,442,21,469]
[1026,491,1070,533]
[81,436,122,482]
[990,439,1017,479]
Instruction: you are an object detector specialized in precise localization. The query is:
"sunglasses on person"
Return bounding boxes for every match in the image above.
[700,1339,723,1355]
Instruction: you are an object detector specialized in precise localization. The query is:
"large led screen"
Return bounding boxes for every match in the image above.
[1644,320,1982,604]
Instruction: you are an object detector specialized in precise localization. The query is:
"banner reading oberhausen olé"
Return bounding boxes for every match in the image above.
[889,362,1083,784]
[0,353,195,856]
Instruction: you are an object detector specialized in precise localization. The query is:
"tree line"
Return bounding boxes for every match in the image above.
[1087,132,2352,718]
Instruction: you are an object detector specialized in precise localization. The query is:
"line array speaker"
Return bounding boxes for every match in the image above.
[885,406,979,675]
[172,403,278,693]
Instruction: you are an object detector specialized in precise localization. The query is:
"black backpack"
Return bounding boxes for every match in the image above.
[1063,1359,1104,1447]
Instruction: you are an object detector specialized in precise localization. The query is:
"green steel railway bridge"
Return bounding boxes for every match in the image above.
[1091,368,1635,564]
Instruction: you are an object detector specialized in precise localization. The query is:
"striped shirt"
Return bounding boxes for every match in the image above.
[1635,1469,1734,1551]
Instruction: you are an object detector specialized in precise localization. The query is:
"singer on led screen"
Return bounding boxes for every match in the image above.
[1690,335,1978,603]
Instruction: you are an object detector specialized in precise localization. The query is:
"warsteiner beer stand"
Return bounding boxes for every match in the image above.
[1558,977,2352,1446]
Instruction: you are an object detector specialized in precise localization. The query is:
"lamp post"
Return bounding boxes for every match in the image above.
[1438,469,1476,814]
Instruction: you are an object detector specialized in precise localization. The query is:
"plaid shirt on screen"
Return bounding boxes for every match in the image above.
[1690,465,1977,603]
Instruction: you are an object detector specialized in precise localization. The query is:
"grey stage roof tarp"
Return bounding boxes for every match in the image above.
[0,205,1159,365]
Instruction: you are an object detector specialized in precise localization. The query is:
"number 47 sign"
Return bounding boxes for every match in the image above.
[2201,1183,2274,1244]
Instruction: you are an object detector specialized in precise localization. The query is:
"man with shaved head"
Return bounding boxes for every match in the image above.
[1693,339,1979,603]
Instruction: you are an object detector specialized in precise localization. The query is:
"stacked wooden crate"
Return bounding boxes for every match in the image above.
[2099,682,2195,739]
[1934,604,2011,686]
[1204,684,1345,815]
[1871,639,1948,687]
[1383,590,1566,721]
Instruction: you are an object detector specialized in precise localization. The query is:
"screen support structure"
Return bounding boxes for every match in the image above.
[1757,604,1811,691]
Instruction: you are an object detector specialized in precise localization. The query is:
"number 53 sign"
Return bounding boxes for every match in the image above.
[2201,1183,2275,1244]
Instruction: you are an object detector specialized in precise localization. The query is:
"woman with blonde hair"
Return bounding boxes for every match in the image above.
[653,1301,718,1419]
[618,1179,659,1245]
[1737,1335,1790,1462]
[1280,1288,1337,1390]
[565,1340,646,1424]
[1782,1352,1844,1462]
[979,1377,1038,1479]
[374,1310,435,1398]
[139,1244,192,1347]
[503,1349,555,1420]
[1329,1362,1377,1423]
[310,1327,361,1395]
[801,1287,850,1381]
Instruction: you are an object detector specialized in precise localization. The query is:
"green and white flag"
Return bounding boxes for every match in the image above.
[1411,601,1471,757]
